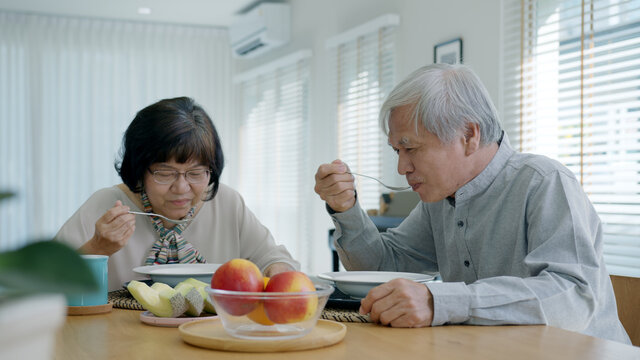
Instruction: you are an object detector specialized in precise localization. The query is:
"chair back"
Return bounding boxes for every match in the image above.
[610,275,640,346]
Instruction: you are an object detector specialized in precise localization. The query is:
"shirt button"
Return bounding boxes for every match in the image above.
[457,220,464,227]
[464,260,470,267]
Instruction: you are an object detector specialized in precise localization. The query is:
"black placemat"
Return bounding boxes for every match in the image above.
[326,287,361,310]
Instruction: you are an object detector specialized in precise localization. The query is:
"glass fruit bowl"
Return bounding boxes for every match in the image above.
[205,283,334,340]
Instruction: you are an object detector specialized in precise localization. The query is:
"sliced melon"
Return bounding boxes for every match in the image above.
[183,278,216,314]
[149,282,173,293]
[127,280,187,318]
[175,282,204,316]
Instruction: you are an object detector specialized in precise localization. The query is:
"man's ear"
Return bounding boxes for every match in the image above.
[463,123,481,155]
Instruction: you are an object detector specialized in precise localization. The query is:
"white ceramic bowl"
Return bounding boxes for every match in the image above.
[132,264,220,287]
[317,271,435,299]
[205,284,334,340]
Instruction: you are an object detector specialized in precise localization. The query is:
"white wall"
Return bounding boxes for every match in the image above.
[234,0,502,275]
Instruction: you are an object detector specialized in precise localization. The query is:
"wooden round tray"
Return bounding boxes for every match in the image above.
[179,318,346,352]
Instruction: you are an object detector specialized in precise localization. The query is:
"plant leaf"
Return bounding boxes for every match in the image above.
[0,240,98,295]
[0,192,15,201]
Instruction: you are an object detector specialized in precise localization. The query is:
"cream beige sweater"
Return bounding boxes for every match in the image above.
[56,183,299,290]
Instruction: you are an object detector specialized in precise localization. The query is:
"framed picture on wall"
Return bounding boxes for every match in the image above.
[434,38,463,64]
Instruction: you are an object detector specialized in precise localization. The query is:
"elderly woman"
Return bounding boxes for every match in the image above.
[56,97,298,290]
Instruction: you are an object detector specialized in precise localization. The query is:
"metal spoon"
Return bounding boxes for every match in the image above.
[128,211,192,225]
[348,172,411,191]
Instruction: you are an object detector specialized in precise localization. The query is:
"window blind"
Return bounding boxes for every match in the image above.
[236,51,310,264]
[0,11,231,251]
[502,0,640,277]
[327,15,398,212]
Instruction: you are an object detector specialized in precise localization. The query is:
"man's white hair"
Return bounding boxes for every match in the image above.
[379,64,502,146]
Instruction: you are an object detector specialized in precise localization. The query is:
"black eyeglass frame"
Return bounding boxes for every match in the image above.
[147,168,211,185]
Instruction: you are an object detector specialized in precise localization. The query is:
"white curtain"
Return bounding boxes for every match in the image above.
[0,11,233,251]
[326,15,398,213]
[236,51,311,270]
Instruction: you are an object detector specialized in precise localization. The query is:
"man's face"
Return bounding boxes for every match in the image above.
[388,105,469,202]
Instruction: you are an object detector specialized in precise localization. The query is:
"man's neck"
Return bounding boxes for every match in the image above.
[471,142,500,178]
[452,141,500,198]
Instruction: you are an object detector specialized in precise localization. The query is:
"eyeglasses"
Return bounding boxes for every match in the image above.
[149,169,211,185]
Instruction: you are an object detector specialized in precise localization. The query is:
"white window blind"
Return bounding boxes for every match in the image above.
[327,15,398,212]
[236,50,310,264]
[0,11,231,251]
[502,0,640,277]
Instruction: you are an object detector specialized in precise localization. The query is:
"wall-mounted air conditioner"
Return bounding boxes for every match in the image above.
[229,3,290,59]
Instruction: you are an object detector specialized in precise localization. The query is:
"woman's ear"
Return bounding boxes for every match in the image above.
[463,123,481,155]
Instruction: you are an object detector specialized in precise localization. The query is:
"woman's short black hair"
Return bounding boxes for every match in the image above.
[115,97,224,201]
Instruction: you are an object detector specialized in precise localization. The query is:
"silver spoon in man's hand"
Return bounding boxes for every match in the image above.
[347,172,411,191]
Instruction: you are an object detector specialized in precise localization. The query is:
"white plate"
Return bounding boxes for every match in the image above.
[317,271,435,299]
[132,264,220,287]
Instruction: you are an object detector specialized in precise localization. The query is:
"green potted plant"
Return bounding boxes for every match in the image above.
[0,191,97,359]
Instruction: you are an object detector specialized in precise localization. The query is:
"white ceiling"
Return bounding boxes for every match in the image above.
[0,0,261,27]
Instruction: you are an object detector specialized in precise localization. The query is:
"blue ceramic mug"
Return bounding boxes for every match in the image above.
[67,255,108,306]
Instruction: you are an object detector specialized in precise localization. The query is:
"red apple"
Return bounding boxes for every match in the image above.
[263,271,318,324]
[210,258,263,316]
[247,277,274,325]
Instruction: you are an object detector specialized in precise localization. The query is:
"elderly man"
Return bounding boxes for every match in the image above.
[314,64,630,344]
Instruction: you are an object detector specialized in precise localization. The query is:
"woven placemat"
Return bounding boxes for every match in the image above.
[109,289,144,310]
[320,308,370,323]
[108,289,371,323]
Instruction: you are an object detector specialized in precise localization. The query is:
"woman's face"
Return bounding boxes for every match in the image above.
[143,158,210,225]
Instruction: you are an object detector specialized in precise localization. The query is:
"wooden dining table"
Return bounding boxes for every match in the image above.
[55,308,640,359]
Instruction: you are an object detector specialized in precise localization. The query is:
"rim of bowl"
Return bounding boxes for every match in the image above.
[206,283,334,297]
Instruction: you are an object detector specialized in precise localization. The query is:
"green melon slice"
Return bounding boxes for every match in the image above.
[175,282,204,316]
[127,280,187,318]
[183,278,216,314]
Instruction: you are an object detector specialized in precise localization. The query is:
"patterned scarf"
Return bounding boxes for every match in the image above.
[141,190,206,265]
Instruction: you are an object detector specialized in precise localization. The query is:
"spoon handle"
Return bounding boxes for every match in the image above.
[347,172,411,191]
[128,211,190,224]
